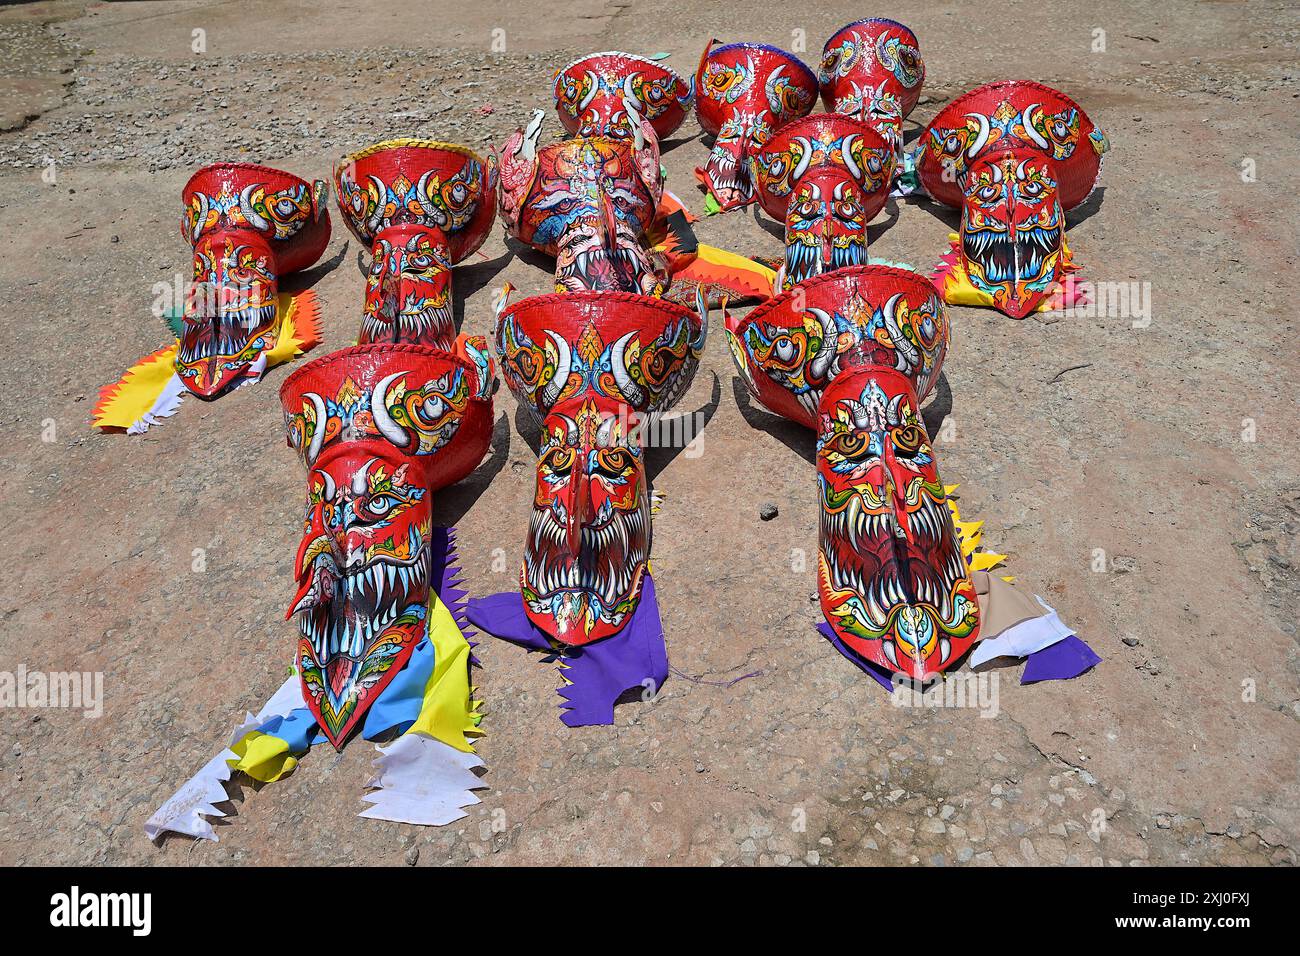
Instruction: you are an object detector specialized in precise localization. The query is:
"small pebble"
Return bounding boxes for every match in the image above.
[759,503,778,521]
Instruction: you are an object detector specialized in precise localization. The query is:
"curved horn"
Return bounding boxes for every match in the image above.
[318,468,336,502]
[1015,159,1030,180]
[188,193,210,243]
[239,183,270,232]
[965,112,990,159]
[989,160,1004,184]
[304,392,327,465]
[881,293,920,371]
[791,136,814,182]
[623,72,642,107]
[886,391,906,425]
[692,286,710,352]
[370,372,411,447]
[841,133,861,181]
[1022,104,1049,149]
[579,71,600,110]
[414,168,442,218]
[611,330,648,406]
[522,109,545,163]
[540,331,572,407]
[806,307,838,383]
[365,175,388,233]
[623,95,645,150]
[352,458,377,496]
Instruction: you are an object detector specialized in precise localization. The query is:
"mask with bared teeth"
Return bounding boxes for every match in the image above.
[334,139,497,348]
[279,339,495,746]
[177,162,331,398]
[497,112,665,295]
[727,265,980,680]
[918,80,1109,318]
[693,41,819,211]
[751,113,894,291]
[494,288,708,644]
[818,19,925,163]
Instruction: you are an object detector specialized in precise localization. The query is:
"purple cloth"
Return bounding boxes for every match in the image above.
[1021,635,1101,683]
[466,577,669,727]
[816,623,896,691]
[817,621,1101,688]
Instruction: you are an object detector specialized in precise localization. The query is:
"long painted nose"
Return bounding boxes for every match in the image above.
[563,448,594,558]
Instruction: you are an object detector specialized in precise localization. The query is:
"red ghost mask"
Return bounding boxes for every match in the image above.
[752,114,894,290]
[726,265,979,680]
[554,51,692,143]
[918,80,1109,318]
[693,41,819,211]
[818,19,925,160]
[334,139,497,348]
[497,113,665,295]
[178,163,330,398]
[280,339,495,746]
[494,289,707,645]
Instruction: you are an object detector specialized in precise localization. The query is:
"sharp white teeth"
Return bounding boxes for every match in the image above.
[882,640,898,667]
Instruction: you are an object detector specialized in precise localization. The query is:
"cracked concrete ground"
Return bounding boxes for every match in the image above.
[0,0,1295,866]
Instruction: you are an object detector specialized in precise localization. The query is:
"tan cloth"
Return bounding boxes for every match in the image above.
[972,570,1046,640]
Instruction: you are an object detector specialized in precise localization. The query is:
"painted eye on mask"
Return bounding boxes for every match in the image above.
[447,182,470,207]
[594,446,634,480]
[891,423,925,457]
[771,336,799,365]
[363,493,400,518]
[835,200,862,220]
[944,134,961,153]
[1020,180,1045,199]
[976,183,1000,203]
[541,446,576,477]
[827,430,871,460]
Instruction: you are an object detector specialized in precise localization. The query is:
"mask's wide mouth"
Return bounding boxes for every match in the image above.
[175,240,279,398]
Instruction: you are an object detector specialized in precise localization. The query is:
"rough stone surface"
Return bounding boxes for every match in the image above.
[0,0,1296,866]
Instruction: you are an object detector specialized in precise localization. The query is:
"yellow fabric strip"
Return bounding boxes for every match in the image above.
[228,731,299,783]
[945,483,1013,583]
[405,594,482,753]
[95,291,319,432]
[91,344,179,430]
[263,291,321,365]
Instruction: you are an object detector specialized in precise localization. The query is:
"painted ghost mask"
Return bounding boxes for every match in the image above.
[498,113,665,295]
[918,80,1109,318]
[335,139,497,347]
[554,51,693,143]
[818,19,924,161]
[727,265,979,680]
[752,114,894,290]
[178,162,330,397]
[280,339,495,746]
[495,289,707,645]
[693,41,818,211]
